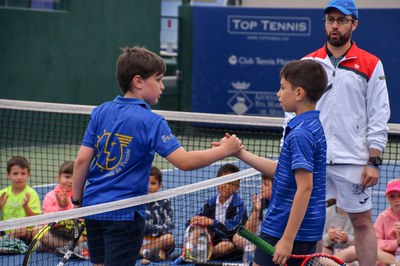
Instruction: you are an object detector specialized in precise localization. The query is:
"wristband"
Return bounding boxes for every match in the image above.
[71,196,82,206]
[366,164,380,171]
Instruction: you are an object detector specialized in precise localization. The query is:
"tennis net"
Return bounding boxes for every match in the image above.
[0,99,399,265]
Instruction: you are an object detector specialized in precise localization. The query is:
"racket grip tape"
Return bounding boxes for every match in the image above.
[237,226,275,256]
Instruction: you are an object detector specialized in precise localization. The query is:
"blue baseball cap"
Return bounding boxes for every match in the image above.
[323,0,358,19]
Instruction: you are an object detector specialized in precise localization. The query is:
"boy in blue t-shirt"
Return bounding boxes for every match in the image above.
[72,47,242,266]
[232,60,328,266]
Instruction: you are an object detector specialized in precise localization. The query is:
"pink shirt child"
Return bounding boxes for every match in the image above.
[42,184,73,214]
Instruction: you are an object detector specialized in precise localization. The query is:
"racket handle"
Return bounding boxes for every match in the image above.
[237,226,275,256]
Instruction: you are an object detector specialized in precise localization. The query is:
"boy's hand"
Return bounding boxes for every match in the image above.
[0,192,9,209]
[22,192,31,207]
[273,238,292,265]
[213,133,243,156]
[252,194,262,212]
[190,216,213,227]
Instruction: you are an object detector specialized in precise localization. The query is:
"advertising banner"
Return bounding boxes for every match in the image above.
[191,7,400,123]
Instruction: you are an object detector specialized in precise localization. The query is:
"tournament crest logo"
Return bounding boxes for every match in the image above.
[95,130,132,171]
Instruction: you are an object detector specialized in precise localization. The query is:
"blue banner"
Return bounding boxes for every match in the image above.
[191,7,400,123]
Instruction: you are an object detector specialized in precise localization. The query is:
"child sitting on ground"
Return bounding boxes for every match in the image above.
[233,173,272,250]
[42,160,74,213]
[140,166,175,264]
[0,156,41,244]
[335,179,399,265]
[187,163,248,260]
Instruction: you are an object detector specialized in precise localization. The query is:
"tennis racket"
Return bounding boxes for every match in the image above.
[23,218,86,266]
[181,223,213,263]
[237,226,346,266]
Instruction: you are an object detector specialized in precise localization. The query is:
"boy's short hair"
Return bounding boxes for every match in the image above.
[261,173,273,182]
[279,59,328,103]
[7,156,30,174]
[58,160,75,175]
[150,166,163,183]
[217,163,240,186]
[116,47,166,94]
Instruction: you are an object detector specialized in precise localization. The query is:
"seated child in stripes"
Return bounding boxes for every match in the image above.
[0,156,41,244]
[187,163,248,259]
[140,166,175,264]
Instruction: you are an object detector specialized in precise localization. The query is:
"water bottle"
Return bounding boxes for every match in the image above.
[396,245,400,266]
[243,242,254,266]
[197,233,208,263]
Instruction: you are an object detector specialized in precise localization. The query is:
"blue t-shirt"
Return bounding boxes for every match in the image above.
[81,96,181,221]
[261,110,326,241]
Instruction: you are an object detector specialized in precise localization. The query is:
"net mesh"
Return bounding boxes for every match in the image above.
[0,99,399,265]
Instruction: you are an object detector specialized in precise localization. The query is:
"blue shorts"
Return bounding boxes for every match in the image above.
[253,232,317,266]
[85,212,145,265]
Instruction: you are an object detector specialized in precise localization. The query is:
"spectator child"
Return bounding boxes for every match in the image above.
[140,166,175,264]
[335,179,399,265]
[36,160,88,259]
[0,156,41,243]
[233,173,272,250]
[188,163,248,259]
[42,161,74,214]
[322,199,354,254]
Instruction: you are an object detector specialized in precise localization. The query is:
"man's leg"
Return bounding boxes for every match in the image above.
[349,210,377,266]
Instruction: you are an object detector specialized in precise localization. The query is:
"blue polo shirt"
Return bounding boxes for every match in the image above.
[81,96,181,221]
[261,110,326,241]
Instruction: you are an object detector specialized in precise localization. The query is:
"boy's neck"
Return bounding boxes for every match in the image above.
[295,104,316,116]
[12,184,26,194]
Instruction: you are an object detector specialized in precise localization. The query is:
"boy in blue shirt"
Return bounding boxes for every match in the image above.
[72,47,242,266]
[232,60,328,266]
[187,163,247,259]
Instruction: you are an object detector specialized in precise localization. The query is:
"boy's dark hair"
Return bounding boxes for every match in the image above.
[116,47,166,94]
[261,173,273,182]
[217,163,240,177]
[150,166,163,183]
[279,59,328,103]
[58,160,75,175]
[7,156,30,174]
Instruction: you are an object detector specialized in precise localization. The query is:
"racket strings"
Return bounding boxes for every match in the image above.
[302,256,342,266]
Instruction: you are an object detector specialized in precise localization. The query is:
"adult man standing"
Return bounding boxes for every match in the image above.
[291,0,390,265]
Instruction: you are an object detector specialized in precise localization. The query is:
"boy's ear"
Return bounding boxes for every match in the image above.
[296,87,306,101]
[132,75,143,89]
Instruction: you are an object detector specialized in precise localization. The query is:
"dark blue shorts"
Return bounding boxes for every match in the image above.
[253,232,317,266]
[85,212,145,266]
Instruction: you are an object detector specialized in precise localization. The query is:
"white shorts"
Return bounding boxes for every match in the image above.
[326,164,372,213]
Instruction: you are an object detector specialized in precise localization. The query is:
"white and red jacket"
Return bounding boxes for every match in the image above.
[286,42,390,165]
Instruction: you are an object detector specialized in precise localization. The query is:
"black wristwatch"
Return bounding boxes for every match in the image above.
[71,196,82,206]
[368,156,382,167]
